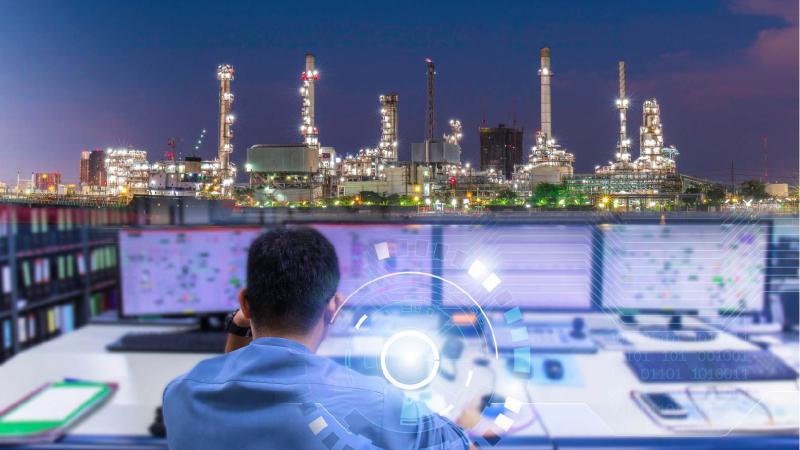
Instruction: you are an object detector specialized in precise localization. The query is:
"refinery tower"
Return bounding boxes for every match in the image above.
[516,47,575,184]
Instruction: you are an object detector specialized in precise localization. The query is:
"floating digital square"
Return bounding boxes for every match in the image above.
[374,242,390,260]
[513,348,531,373]
[494,413,514,432]
[510,327,528,342]
[322,433,339,449]
[504,307,522,324]
[482,273,501,292]
[503,397,522,414]
[468,260,487,279]
[308,416,328,435]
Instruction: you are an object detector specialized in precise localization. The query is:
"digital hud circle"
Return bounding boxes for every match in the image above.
[319,224,539,448]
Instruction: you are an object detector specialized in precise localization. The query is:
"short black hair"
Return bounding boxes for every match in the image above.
[245,227,340,333]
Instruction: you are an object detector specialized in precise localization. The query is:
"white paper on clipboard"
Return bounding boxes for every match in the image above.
[1,386,103,423]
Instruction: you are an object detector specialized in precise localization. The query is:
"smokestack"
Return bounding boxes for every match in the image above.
[538,47,552,139]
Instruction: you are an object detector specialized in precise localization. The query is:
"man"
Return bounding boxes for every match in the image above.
[163,227,471,449]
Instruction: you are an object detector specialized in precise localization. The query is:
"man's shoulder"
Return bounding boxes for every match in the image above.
[165,344,389,395]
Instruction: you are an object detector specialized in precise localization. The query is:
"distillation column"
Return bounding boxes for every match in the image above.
[379,93,399,161]
[300,53,319,147]
[216,64,235,179]
[615,61,631,164]
[638,99,666,171]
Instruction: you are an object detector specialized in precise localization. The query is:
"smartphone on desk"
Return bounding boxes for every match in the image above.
[641,392,688,419]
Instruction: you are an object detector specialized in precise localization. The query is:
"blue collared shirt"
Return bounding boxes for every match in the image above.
[163,337,469,450]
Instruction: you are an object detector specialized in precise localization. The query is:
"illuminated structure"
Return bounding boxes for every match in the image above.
[597,61,634,174]
[105,148,149,196]
[245,144,322,202]
[425,58,435,144]
[379,93,399,161]
[300,53,319,148]
[79,151,90,185]
[569,66,683,205]
[79,149,107,187]
[33,173,61,192]
[411,59,461,167]
[443,119,462,146]
[341,93,400,180]
[516,47,574,185]
[216,65,235,184]
[634,99,676,173]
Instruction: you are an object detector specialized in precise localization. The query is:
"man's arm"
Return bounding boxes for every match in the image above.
[224,309,251,353]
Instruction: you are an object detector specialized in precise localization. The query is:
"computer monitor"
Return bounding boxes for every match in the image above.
[306,223,434,306]
[439,224,595,310]
[600,222,768,314]
[119,227,263,316]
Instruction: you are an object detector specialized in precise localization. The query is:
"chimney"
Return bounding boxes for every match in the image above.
[539,47,552,139]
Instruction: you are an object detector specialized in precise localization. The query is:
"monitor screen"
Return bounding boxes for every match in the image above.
[601,222,768,313]
[308,223,434,306]
[119,227,262,316]
[439,224,595,310]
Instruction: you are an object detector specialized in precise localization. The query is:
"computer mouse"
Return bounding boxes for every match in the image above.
[543,358,564,380]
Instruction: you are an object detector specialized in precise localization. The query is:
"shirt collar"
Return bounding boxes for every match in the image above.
[251,337,312,353]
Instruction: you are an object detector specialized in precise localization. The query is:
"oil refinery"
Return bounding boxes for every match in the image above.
[4,46,792,211]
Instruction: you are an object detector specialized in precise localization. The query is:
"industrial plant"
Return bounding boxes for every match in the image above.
[3,46,792,211]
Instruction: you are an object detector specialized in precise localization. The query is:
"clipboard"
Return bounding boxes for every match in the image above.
[0,379,117,444]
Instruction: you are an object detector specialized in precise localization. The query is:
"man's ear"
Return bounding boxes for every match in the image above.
[325,292,344,324]
[238,289,251,320]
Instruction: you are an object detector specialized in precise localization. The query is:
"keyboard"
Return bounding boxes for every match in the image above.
[625,350,799,383]
[107,330,227,353]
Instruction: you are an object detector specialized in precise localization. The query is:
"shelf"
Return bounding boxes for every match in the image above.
[15,241,84,258]
[90,279,117,291]
[18,289,83,314]
[88,238,116,247]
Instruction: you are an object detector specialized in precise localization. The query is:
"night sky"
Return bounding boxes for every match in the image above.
[0,0,797,185]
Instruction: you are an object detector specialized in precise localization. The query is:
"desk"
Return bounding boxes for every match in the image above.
[0,324,202,449]
[0,320,798,449]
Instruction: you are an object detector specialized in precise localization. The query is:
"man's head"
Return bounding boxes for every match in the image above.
[240,227,342,339]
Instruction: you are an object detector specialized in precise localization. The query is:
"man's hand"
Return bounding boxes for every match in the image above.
[232,309,250,328]
[224,310,252,353]
[454,396,482,430]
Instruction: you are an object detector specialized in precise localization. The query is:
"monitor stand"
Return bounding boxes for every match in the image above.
[198,314,227,332]
[107,314,229,353]
[631,314,717,343]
